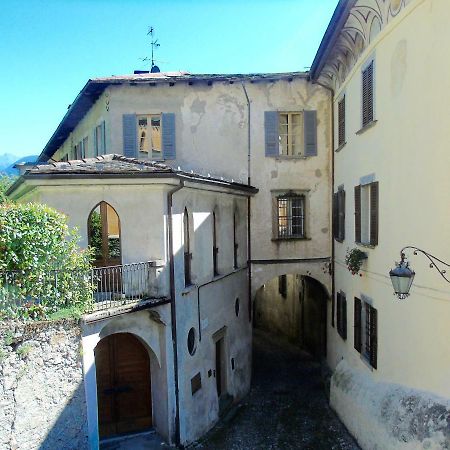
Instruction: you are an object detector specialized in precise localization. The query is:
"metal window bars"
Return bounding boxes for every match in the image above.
[277,195,305,238]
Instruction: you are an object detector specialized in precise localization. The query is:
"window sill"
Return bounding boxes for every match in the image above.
[274,155,309,160]
[335,142,347,152]
[181,284,197,296]
[355,242,376,249]
[356,120,378,135]
[360,353,375,372]
[272,237,311,242]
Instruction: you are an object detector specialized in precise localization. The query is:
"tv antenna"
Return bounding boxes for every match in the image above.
[141,26,161,73]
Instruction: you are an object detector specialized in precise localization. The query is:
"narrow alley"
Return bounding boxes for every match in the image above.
[194,329,360,450]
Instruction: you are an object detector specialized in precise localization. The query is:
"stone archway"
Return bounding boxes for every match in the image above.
[95,332,152,438]
[253,272,328,359]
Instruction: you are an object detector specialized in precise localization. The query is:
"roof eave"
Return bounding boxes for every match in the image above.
[310,0,357,81]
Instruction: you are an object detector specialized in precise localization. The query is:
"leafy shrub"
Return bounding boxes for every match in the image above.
[0,176,15,204]
[0,203,93,319]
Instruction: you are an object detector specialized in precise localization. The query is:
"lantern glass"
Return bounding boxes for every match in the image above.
[389,263,415,298]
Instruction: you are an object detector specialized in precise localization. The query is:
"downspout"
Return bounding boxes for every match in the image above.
[311,78,335,320]
[241,82,252,320]
[167,180,184,447]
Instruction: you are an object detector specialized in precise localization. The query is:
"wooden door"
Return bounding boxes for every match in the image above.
[95,333,152,438]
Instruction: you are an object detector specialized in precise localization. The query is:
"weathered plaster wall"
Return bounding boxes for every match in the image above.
[54,89,110,161]
[329,0,450,402]
[331,360,450,450]
[171,187,252,445]
[15,180,174,298]
[0,320,88,450]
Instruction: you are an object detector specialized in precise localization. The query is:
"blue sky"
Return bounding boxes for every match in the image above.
[0,0,337,158]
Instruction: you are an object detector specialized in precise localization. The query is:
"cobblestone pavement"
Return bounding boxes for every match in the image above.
[193,328,360,450]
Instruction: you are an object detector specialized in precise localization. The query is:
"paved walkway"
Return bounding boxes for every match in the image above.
[193,328,360,450]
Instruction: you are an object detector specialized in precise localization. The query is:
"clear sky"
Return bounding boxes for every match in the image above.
[0,0,337,158]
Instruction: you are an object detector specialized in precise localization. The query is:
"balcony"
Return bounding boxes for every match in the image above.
[0,261,168,321]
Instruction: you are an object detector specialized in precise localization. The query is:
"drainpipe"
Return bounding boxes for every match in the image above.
[311,79,335,319]
[241,82,252,321]
[167,180,184,447]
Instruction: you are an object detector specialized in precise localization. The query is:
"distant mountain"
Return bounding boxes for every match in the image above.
[0,153,19,171]
[0,154,39,176]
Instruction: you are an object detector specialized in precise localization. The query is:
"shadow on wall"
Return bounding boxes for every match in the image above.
[39,382,89,450]
[254,274,327,359]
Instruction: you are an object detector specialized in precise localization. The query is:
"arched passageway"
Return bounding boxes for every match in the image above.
[95,333,152,439]
[254,274,327,359]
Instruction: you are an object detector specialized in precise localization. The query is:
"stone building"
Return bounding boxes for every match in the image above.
[6,1,450,449]
[7,72,332,447]
[310,0,450,448]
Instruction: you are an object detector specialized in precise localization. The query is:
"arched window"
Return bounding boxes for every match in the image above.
[212,211,219,276]
[88,202,121,267]
[184,208,192,286]
[233,210,238,269]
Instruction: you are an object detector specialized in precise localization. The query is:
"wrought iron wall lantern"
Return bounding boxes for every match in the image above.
[389,246,450,300]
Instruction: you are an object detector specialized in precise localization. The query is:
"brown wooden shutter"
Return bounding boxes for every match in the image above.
[354,298,362,353]
[331,292,335,328]
[338,96,345,146]
[354,185,361,243]
[342,293,347,340]
[370,306,378,369]
[362,62,374,127]
[339,189,346,241]
[333,192,338,240]
[370,181,379,245]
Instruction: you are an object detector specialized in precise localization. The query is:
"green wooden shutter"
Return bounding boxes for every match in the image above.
[264,111,279,157]
[331,290,335,328]
[304,110,317,157]
[362,61,374,127]
[102,121,106,154]
[162,113,176,159]
[354,185,361,243]
[370,181,379,246]
[354,298,362,353]
[342,293,347,340]
[123,114,137,158]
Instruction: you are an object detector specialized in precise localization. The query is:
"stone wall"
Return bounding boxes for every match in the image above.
[0,319,88,450]
[330,360,450,450]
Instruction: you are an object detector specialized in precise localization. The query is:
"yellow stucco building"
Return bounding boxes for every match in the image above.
[311,0,450,448]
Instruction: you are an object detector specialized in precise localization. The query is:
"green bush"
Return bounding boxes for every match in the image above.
[0,176,15,204]
[0,202,93,320]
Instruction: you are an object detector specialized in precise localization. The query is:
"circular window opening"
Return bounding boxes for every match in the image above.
[187,328,197,355]
[235,297,240,317]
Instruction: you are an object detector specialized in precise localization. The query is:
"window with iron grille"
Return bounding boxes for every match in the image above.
[362,61,374,127]
[276,194,305,239]
[364,302,377,369]
[336,291,347,340]
[338,96,346,146]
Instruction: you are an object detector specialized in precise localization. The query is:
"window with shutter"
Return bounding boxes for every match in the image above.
[337,292,347,340]
[362,61,374,127]
[355,182,379,246]
[331,291,335,328]
[334,188,346,242]
[184,208,192,286]
[265,110,317,157]
[338,96,346,147]
[278,275,287,299]
[354,298,362,353]
[364,302,378,369]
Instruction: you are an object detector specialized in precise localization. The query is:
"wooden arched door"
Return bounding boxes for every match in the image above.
[95,333,152,438]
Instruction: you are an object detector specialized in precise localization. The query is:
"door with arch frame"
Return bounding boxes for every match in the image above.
[95,333,152,438]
